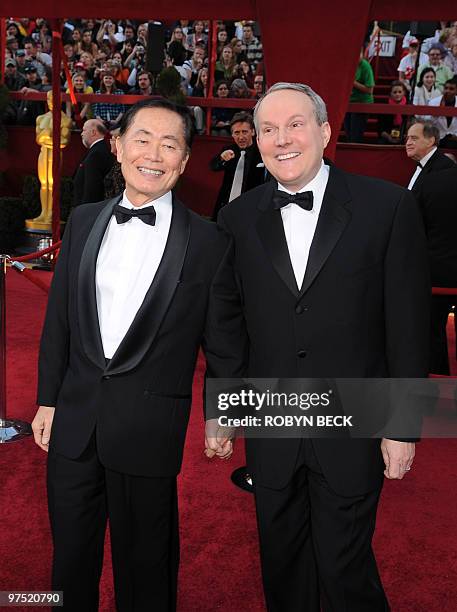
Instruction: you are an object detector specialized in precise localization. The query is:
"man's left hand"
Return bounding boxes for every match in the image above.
[381,438,415,479]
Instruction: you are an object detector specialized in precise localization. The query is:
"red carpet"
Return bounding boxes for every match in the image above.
[1,269,457,611]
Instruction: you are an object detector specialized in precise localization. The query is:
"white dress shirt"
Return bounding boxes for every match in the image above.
[407,146,437,190]
[278,161,330,290]
[96,190,173,358]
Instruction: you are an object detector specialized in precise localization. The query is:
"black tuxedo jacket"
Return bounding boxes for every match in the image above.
[73,139,114,208]
[37,196,227,477]
[418,166,457,287]
[206,165,430,496]
[410,149,455,199]
[210,143,265,220]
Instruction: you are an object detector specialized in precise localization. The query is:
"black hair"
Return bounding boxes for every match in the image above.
[119,97,195,150]
[230,111,254,130]
[417,67,436,88]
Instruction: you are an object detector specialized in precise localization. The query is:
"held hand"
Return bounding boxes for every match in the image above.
[31,405,55,452]
[221,149,236,162]
[205,419,235,460]
[381,439,415,480]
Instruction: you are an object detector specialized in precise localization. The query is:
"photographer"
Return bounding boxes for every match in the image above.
[126,45,147,88]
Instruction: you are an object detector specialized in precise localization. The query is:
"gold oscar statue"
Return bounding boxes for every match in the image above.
[26,90,72,231]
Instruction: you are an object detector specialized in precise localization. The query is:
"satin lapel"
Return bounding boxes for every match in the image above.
[300,167,351,297]
[256,182,299,297]
[78,196,122,369]
[106,198,190,376]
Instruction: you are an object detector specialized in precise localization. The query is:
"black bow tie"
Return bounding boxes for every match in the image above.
[113,203,156,226]
[272,190,314,211]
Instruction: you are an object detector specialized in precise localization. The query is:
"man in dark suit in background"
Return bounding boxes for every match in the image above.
[416,164,457,374]
[32,99,229,612]
[73,119,114,208]
[205,82,430,611]
[406,119,455,196]
[210,111,265,220]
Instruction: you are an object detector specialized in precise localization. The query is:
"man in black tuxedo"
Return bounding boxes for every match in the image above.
[72,119,114,208]
[210,111,265,220]
[31,98,229,612]
[205,83,430,611]
[417,165,457,374]
[406,119,455,197]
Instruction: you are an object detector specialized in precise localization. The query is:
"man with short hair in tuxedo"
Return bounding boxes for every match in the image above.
[210,111,265,220]
[31,98,229,612]
[73,119,114,208]
[406,119,455,196]
[205,82,430,611]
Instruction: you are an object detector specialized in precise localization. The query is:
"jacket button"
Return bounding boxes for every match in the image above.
[103,375,111,380]
[297,350,307,358]
[295,304,308,314]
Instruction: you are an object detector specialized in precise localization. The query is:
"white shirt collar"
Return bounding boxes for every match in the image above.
[419,146,437,167]
[89,138,105,149]
[277,160,328,196]
[120,189,173,210]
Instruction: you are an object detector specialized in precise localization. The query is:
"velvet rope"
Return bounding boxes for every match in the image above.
[12,241,61,262]
[432,287,457,296]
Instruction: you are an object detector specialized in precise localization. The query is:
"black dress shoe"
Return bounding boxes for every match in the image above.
[231,466,254,493]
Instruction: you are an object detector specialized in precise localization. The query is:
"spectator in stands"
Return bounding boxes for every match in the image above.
[63,42,77,70]
[427,78,457,148]
[15,49,27,76]
[23,37,52,78]
[129,70,154,96]
[217,29,229,56]
[444,41,457,74]
[167,27,188,66]
[398,38,427,92]
[187,20,207,52]
[418,46,454,92]
[120,39,135,65]
[96,20,123,48]
[253,74,265,98]
[107,55,130,91]
[413,67,440,108]
[66,73,94,125]
[79,29,99,56]
[182,46,206,92]
[16,66,45,126]
[192,67,208,97]
[6,21,23,45]
[210,110,264,219]
[79,52,96,82]
[4,58,26,91]
[136,23,149,48]
[230,78,252,99]
[236,60,255,89]
[344,48,375,143]
[93,71,125,129]
[241,22,263,72]
[230,37,245,63]
[378,81,407,144]
[7,36,19,56]
[211,80,233,136]
[215,46,238,83]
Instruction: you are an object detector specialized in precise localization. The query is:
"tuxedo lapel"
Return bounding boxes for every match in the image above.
[256,182,299,297]
[300,167,351,296]
[78,195,121,370]
[106,197,190,375]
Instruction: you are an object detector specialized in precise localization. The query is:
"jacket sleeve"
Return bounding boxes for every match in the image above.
[202,212,249,419]
[36,213,74,406]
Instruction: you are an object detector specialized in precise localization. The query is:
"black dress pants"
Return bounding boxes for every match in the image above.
[254,440,389,612]
[47,435,179,612]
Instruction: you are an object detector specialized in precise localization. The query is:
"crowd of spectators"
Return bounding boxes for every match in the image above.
[2,17,265,132]
[345,21,457,146]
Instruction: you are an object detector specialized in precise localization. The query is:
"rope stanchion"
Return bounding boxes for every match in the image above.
[0,255,32,443]
[13,241,61,263]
